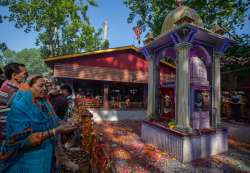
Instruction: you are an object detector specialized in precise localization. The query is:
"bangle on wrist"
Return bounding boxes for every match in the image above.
[52,128,56,137]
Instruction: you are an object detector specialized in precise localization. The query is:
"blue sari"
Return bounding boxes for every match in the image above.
[2,90,59,173]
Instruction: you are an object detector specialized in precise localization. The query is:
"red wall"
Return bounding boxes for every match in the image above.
[77,51,148,72]
[53,49,175,75]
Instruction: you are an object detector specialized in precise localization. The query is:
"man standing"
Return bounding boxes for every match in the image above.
[0,63,28,140]
[53,84,79,171]
[60,84,80,149]
[1,63,28,93]
[61,84,75,119]
[49,86,68,120]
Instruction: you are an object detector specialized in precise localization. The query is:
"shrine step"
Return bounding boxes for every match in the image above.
[141,121,228,163]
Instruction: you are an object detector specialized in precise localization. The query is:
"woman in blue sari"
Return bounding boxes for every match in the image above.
[3,75,77,173]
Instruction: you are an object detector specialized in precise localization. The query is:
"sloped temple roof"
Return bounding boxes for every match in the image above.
[45,45,176,69]
[45,45,176,84]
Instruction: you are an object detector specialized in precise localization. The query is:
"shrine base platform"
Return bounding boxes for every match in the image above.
[141,121,228,163]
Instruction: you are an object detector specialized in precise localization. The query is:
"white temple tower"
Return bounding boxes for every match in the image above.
[102,20,109,41]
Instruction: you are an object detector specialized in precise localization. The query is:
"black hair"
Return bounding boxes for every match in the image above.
[28,75,43,87]
[18,63,25,67]
[61,84,72,95]
[3,63,21,80]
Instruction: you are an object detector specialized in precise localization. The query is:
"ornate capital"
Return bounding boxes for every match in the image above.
[175,42,192,50]
[171,27,197,44]
[214,51,225,59]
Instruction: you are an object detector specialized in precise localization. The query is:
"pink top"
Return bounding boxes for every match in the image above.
[0,80,18,93]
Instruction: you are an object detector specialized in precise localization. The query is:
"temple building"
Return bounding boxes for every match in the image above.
[45,45,176,121]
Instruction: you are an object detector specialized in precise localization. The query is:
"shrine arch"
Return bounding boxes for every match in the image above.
[156,47,177,64]
[189,45,211,66]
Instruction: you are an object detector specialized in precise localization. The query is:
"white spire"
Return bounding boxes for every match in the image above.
[102,20,109,41]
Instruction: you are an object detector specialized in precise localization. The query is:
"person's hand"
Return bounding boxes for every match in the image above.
[55,122,78,134]
[67,117,81,126]
[27,132,44,146]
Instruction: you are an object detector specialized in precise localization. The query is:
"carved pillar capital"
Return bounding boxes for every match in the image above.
[171,27,197,44]
[175,42,193,50]
[214,51,225,58]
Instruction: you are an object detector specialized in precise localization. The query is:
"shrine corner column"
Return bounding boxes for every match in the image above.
[212,52,222,127]
[175,42,192,131]
[147,55,160,120]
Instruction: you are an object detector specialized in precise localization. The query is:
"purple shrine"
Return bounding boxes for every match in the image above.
[141,3,234,162]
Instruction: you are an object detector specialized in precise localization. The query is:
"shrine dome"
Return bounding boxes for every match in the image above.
[161,6,204,35]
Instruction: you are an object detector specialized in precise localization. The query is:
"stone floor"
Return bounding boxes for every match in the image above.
[223,120,250,143]
[63,121,250,173]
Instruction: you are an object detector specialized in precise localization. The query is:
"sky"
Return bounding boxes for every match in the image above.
[0,0,249,52]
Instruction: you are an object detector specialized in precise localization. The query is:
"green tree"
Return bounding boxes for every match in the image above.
[123,0,250,41]
[222,38,250,76]
[0,0,9,23]
[2,48,49,75]
[0,42,7,64]
[3,0,104,58]
[0,0,9,62]
[102,40,110,49]
[124,0,250,72]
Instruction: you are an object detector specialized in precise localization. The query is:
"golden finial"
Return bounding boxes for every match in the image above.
[211,20,224,35]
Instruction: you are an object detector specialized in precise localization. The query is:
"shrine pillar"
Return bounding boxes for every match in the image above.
[175,42,192,130]
[147,56,160,119]
[212,52,222,127]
